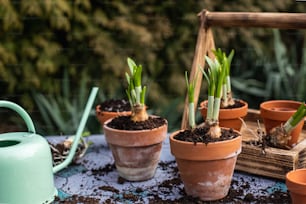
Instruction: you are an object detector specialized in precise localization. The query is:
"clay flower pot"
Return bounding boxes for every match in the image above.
[103,118,167,181]
[286,169,306,204]
[199,100,248,131]
[169,130,242,201]
[96,105,131,125]
[260,100,305,147]
[95,100,131,127]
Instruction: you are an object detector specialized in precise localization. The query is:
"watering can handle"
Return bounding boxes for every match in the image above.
[0,100,36,134]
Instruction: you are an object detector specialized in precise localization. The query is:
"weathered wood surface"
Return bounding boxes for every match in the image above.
[204,11,306,29]
[236,109,306,180]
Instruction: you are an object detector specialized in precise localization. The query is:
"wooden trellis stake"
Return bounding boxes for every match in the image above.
[181,10,306,129]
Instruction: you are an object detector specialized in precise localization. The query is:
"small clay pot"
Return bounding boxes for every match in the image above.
[260,100,305,147]
[103,117,167,181]
[286,169,306,204]
[169,129,242,201]
[95,105,131,127]
[199,100,248,131]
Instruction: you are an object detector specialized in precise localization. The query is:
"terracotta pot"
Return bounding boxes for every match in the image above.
[169,129,242,201]
[103,117,167,181]
[286,169,306,204]
[260,100,305,147]
[199,100,248,131]
[95,105,131,126]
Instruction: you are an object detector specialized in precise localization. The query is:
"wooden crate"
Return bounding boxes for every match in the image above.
[235,109,306,180]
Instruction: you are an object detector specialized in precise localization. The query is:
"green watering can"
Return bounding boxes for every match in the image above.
[0,87,98,204]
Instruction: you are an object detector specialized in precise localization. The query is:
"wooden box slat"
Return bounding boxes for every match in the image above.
[235,109,306,180]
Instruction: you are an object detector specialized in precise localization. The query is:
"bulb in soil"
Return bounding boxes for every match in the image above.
[208,123,222,139]
[131,104,148,122]
[269,126,291,149]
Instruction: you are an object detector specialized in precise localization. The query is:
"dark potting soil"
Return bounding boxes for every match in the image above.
[223,99,245,109]
[106,115,167,131]
[98,99,131,112]
[53,195,100,204]
[174,125,240,144]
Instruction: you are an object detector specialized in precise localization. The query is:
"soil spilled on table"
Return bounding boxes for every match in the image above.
[54,160,291,203]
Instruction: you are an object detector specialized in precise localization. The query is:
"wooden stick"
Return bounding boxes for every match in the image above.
[181,11,215,129]
[204,10,306,29]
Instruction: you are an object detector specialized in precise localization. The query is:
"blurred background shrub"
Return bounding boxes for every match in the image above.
[0,0,305,135]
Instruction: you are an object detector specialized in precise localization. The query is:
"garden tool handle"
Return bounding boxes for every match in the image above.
[0,100,36,134]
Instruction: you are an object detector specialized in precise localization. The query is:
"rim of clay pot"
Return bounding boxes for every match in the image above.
[95,104,132,116]
[95,105,132,125]
[286,169,306,195]
[169,129,242,161]
[260,100,304,121]
[103,117,168,147]
[199,99,248,119]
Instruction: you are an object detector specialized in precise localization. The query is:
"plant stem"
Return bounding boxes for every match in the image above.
[212,98,221,122]
[189,102,195,129]
[185,71,197,129]
[206,95,214,122]
[126,57,148,121]
[284,103,306,133]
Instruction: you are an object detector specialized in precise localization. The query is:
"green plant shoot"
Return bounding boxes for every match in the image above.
[283,102,306,133]
[126,57,148,122]
[202,55,226,138]
[185,71,196,129]
[212,49,235,108]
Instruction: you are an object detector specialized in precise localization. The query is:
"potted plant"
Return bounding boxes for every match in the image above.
[260,101,306,149]
[103,57,168,181]
[170,65,242,201]
[199,48,248,131]
[95,98,131,127]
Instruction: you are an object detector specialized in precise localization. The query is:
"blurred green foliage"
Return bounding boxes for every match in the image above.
[0,0,305,134]
[32,69,100,135]
[232,29,306,108]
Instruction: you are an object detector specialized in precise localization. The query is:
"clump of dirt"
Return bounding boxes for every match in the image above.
[106,115,167,130]
[90,163,116,176]
[98,99,131,112]
[53,195,100,204]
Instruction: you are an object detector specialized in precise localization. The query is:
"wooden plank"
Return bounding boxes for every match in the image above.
[236,110,306,180]
[204,10,306,29]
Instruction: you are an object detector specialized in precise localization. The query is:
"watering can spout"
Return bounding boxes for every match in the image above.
[53,87,99,173]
